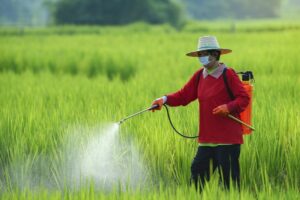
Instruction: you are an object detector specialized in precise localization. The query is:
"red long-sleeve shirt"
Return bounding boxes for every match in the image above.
[166,67,250,144]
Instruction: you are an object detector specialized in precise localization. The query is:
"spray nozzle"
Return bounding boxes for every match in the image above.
[117,120,124,125]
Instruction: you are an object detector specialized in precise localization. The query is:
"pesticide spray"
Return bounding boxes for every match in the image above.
[63,123,149,191]
[3,123,149,191]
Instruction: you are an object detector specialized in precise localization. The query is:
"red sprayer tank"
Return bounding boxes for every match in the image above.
[239,72,254,135]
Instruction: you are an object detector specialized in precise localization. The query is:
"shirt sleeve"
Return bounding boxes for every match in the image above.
[226,68,250,114]
[166,69,201,107]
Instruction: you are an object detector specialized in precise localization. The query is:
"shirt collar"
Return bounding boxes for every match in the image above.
[203,63,226,79]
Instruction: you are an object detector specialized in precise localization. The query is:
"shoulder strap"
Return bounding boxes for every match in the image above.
[195,68,204,96]
[222,68,235,100]
[196,68,204,86]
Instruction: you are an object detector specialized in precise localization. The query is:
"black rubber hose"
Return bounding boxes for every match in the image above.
[163,104,198,139]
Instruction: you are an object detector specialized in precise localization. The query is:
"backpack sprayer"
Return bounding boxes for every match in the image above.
[117,70,255,139]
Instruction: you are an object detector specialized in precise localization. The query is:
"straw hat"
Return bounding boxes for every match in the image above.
[186,36,232,57]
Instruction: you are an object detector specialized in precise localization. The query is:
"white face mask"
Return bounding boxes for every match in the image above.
[198,56,210,66]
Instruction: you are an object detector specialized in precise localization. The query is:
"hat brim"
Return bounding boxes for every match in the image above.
[186,48,232,57]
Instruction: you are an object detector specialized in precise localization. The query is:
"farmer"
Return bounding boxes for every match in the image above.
[151,36,250,191]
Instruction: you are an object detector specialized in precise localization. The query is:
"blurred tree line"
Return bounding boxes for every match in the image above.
[183,0,282,19]
[1,0,298,26]
[53,0,283,27]
[52,0,285,26]
[54,0,185,29]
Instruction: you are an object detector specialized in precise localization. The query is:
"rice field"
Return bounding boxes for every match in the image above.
[0,21,300,199]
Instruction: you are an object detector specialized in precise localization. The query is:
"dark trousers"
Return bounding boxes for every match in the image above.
[190,144,241,191]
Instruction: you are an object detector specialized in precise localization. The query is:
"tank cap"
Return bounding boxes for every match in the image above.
[238,71,254,81]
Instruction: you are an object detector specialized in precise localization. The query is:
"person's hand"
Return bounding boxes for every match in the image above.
[212,104,229,116]
[151,98,164,112]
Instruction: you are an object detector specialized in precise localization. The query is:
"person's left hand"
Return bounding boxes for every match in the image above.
[212,104,229,116]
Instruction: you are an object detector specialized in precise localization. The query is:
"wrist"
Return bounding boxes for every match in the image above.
[162,96,167,104]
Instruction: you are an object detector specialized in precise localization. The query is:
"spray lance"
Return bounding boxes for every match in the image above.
[117,103,255,139]
[117,105,158,125]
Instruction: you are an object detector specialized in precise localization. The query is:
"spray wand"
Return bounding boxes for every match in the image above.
[118,105,159,125]
[117,104,254,139]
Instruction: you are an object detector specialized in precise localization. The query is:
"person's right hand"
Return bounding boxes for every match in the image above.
[151,98,165,112]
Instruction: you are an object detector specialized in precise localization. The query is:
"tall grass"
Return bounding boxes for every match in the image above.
[0,21,299,198]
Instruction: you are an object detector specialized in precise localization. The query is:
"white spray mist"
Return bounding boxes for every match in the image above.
[3,123,149,191]
[65,123,149,191]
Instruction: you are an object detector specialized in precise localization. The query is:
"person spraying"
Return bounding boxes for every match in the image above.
[151,36,250,191]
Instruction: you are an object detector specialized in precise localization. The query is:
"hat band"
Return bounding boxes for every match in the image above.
[198,46,220,50]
